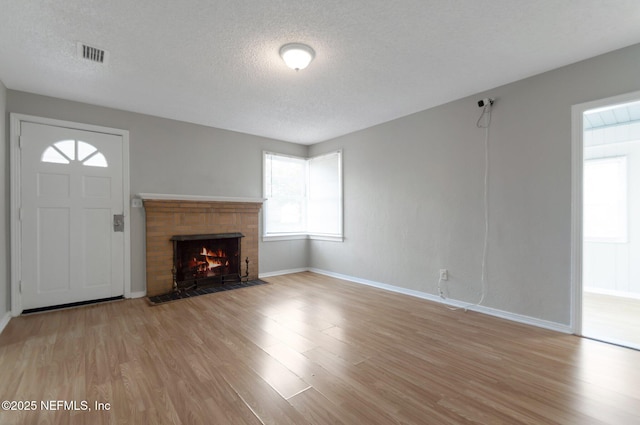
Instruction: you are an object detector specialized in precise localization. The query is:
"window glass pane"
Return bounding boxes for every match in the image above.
[77,141,98,161]
[53,140,76,160]
[270,157,305,199]
[264,154,306,234]
[584,156,627,242]
[41,146,70,164]
[308,152,341,235]
[83,152,108,168]
[266,198,305,233]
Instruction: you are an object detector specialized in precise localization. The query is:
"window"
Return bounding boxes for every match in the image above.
[264,151,342,241]
[41,139,108,167]
[264,153,307,235]
[583,156,628,243]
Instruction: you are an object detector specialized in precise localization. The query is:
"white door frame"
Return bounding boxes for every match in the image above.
[10,114,131,316]
[570,90,640,335]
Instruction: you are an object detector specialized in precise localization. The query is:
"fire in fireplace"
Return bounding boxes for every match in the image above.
[171,232,245,291]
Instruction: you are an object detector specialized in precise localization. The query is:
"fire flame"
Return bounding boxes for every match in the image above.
[198,246,229,271]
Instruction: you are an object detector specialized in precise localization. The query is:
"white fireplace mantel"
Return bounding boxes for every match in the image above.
[137,193,265,203]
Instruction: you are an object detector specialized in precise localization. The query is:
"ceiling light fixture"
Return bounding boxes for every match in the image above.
[279,43,315,71]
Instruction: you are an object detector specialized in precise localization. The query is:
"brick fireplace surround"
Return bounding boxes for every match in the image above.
[142,196,263,296]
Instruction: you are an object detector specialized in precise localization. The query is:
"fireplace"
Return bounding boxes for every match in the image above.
[171,232,245,291]
[142,197,262,296]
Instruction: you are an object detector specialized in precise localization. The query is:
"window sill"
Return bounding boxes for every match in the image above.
[263,233,308,242]
[263,233,343,242]
[309,234,344,242]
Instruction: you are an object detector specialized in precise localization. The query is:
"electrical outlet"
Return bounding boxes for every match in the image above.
[439,269,448,281]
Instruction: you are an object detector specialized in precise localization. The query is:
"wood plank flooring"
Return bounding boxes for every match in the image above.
[1,271,639,424]
[583,291,640,349]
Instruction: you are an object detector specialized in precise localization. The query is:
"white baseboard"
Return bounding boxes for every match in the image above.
[128,291,147,299]
[0,311,11,335]
[309,267,441,301]
[259,268,309,278]
[469,302,572,334]
[307,268,572,334]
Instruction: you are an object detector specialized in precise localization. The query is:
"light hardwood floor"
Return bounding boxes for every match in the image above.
[583,291,640,349]
[1,272,639,424]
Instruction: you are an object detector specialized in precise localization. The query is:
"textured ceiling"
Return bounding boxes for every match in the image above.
[2,1,640,144]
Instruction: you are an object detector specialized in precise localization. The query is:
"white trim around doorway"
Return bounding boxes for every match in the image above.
[570,90,640,336]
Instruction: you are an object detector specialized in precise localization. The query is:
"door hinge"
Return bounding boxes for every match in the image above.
[19,281,22,294]
[18,136,23,149]
[18,208,22,222]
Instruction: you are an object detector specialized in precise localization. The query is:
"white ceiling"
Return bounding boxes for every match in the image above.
[584,101,640,130]
[2,1,640,145]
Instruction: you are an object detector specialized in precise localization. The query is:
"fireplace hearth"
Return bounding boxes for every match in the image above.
[171,232,246,291]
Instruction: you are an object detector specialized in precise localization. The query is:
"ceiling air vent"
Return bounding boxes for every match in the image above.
[77,42,109,64]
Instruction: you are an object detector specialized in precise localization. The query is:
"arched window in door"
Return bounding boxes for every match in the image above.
[41,139,108,167]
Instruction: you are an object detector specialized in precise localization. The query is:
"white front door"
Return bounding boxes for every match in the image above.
[19,121,125,310]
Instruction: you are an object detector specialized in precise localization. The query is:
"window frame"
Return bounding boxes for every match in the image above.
[263,150,343,242]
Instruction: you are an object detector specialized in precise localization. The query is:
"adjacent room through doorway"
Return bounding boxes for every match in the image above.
[576,95,640,350]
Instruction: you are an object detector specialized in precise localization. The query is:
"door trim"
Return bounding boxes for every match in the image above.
[10,114,131,316]
[570,90,640,335]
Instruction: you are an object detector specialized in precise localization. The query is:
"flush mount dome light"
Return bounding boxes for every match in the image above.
[279,43,315,71]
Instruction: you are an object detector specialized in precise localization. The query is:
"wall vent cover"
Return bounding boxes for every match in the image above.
[77,42,109,64]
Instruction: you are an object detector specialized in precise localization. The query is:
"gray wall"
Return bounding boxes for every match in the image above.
[4,43,640,327]
[309,43,640,325]
[0,79,7,319]
[6,91,308,295]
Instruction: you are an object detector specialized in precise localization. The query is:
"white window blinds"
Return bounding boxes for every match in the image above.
[264,151,342,240]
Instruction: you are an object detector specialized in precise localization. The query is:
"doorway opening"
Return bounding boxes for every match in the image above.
[572,93,640,350]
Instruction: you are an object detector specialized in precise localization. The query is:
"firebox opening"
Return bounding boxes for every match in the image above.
[171,232,244,291]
